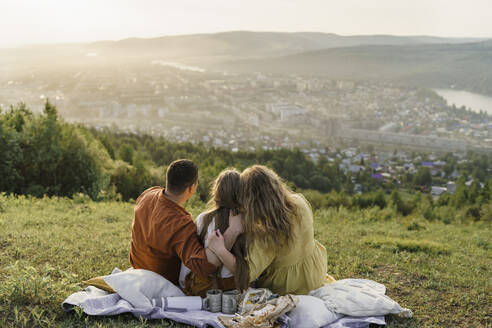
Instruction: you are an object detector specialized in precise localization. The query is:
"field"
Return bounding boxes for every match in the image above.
[0,193,490,327]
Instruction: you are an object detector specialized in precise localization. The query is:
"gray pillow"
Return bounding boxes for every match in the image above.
[309,279,412,317]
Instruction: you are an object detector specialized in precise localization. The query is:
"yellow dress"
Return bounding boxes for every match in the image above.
[246,194,328,295]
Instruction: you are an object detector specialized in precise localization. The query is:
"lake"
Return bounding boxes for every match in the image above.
[434,89,492,115]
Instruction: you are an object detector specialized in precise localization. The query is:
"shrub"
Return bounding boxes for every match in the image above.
[479,203,492,222]
[302,189,327,211]
[325,190,351,209]
[466,205,481,221]
[406,221,426,231]
[352,189,387,209]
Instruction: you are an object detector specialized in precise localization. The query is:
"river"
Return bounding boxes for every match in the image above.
[150,60,205,72]
[434,89,492,115]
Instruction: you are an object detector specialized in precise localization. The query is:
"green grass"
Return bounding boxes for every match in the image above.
[362,237,450,255]
[0,194,491,327]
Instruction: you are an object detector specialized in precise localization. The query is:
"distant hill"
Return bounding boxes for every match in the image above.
[212,40,492,95]
[1,31,490,94]
[84,31,486,61]
[1,31,487,65]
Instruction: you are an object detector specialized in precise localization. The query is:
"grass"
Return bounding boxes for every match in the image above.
[362,237,450,255]
[0,193,491,327]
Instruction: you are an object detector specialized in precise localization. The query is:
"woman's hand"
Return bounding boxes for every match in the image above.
[207,230,237,274]
[207,230,226,255]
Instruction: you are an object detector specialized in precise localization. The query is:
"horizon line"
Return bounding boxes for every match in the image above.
[2,29,491,50]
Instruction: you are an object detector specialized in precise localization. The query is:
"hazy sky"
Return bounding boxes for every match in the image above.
[1,0,492,48]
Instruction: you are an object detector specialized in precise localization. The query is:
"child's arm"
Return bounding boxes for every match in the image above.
[207,230,237,273]
[205,247,222,267]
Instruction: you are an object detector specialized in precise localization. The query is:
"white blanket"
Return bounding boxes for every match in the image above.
[61,268,386,328]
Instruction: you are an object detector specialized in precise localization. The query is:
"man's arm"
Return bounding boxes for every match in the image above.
[172,217,219,276]
[194,213,223,267]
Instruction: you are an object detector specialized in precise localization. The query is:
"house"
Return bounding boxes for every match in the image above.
[434,160,446,167]
[370,163,380,170]
[348,165,364,173]
[381,173,392,179]
[403,163,415,170]
[431,186,447,196]
[446,182,457,194]
[449,170,459,179]
[372,173,383,180]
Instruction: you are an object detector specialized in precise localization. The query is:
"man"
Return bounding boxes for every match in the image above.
[129,159,241,286]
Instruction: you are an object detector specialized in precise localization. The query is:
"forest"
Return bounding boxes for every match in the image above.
[1,101,491,223]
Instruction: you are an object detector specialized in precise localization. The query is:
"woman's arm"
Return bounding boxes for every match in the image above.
[207,230,237,273]
[222,211,243,251]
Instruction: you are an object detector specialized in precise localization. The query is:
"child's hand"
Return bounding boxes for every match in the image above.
[207,230,226,255]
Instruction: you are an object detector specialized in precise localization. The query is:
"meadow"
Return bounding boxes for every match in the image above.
[0,193,490,327]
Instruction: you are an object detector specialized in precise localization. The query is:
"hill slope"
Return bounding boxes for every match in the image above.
[2,31,487,65]
[0,194,490,327]
[84,31,488,61]
[213,40,492,94]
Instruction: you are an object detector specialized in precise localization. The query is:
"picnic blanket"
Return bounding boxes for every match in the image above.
[61,268,386,328]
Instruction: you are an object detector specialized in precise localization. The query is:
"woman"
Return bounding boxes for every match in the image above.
[179,168,249,297]
[209,165,328,295]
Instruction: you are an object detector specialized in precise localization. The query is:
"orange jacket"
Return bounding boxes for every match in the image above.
[129,186,216,285]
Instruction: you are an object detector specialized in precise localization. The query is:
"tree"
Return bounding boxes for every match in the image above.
[452,179,468,208]
[0,117,22,192]
[56,127,104,199]
[0,101,107,198]
[373,189,387,209]
[118,143,134,164]
[389,189,413,216]
[468,181,480,205]
[98,135,115,160]
[413,167,432,187]
[343,172,354,194]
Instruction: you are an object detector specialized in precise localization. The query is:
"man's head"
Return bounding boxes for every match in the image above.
[166,159,199,198]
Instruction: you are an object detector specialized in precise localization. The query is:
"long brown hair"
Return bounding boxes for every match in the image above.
[239,165,296,247]
[199,169,250,292]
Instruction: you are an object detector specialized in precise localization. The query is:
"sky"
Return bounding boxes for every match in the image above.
[1,0,492,48]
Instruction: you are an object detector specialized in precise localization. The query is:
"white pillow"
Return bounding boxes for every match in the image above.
[337,278,386,294]
[103,268,184,309]
[288,295,342,328]
[309,279,412,318]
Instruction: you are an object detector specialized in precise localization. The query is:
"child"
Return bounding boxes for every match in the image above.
[179,169,249,297]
